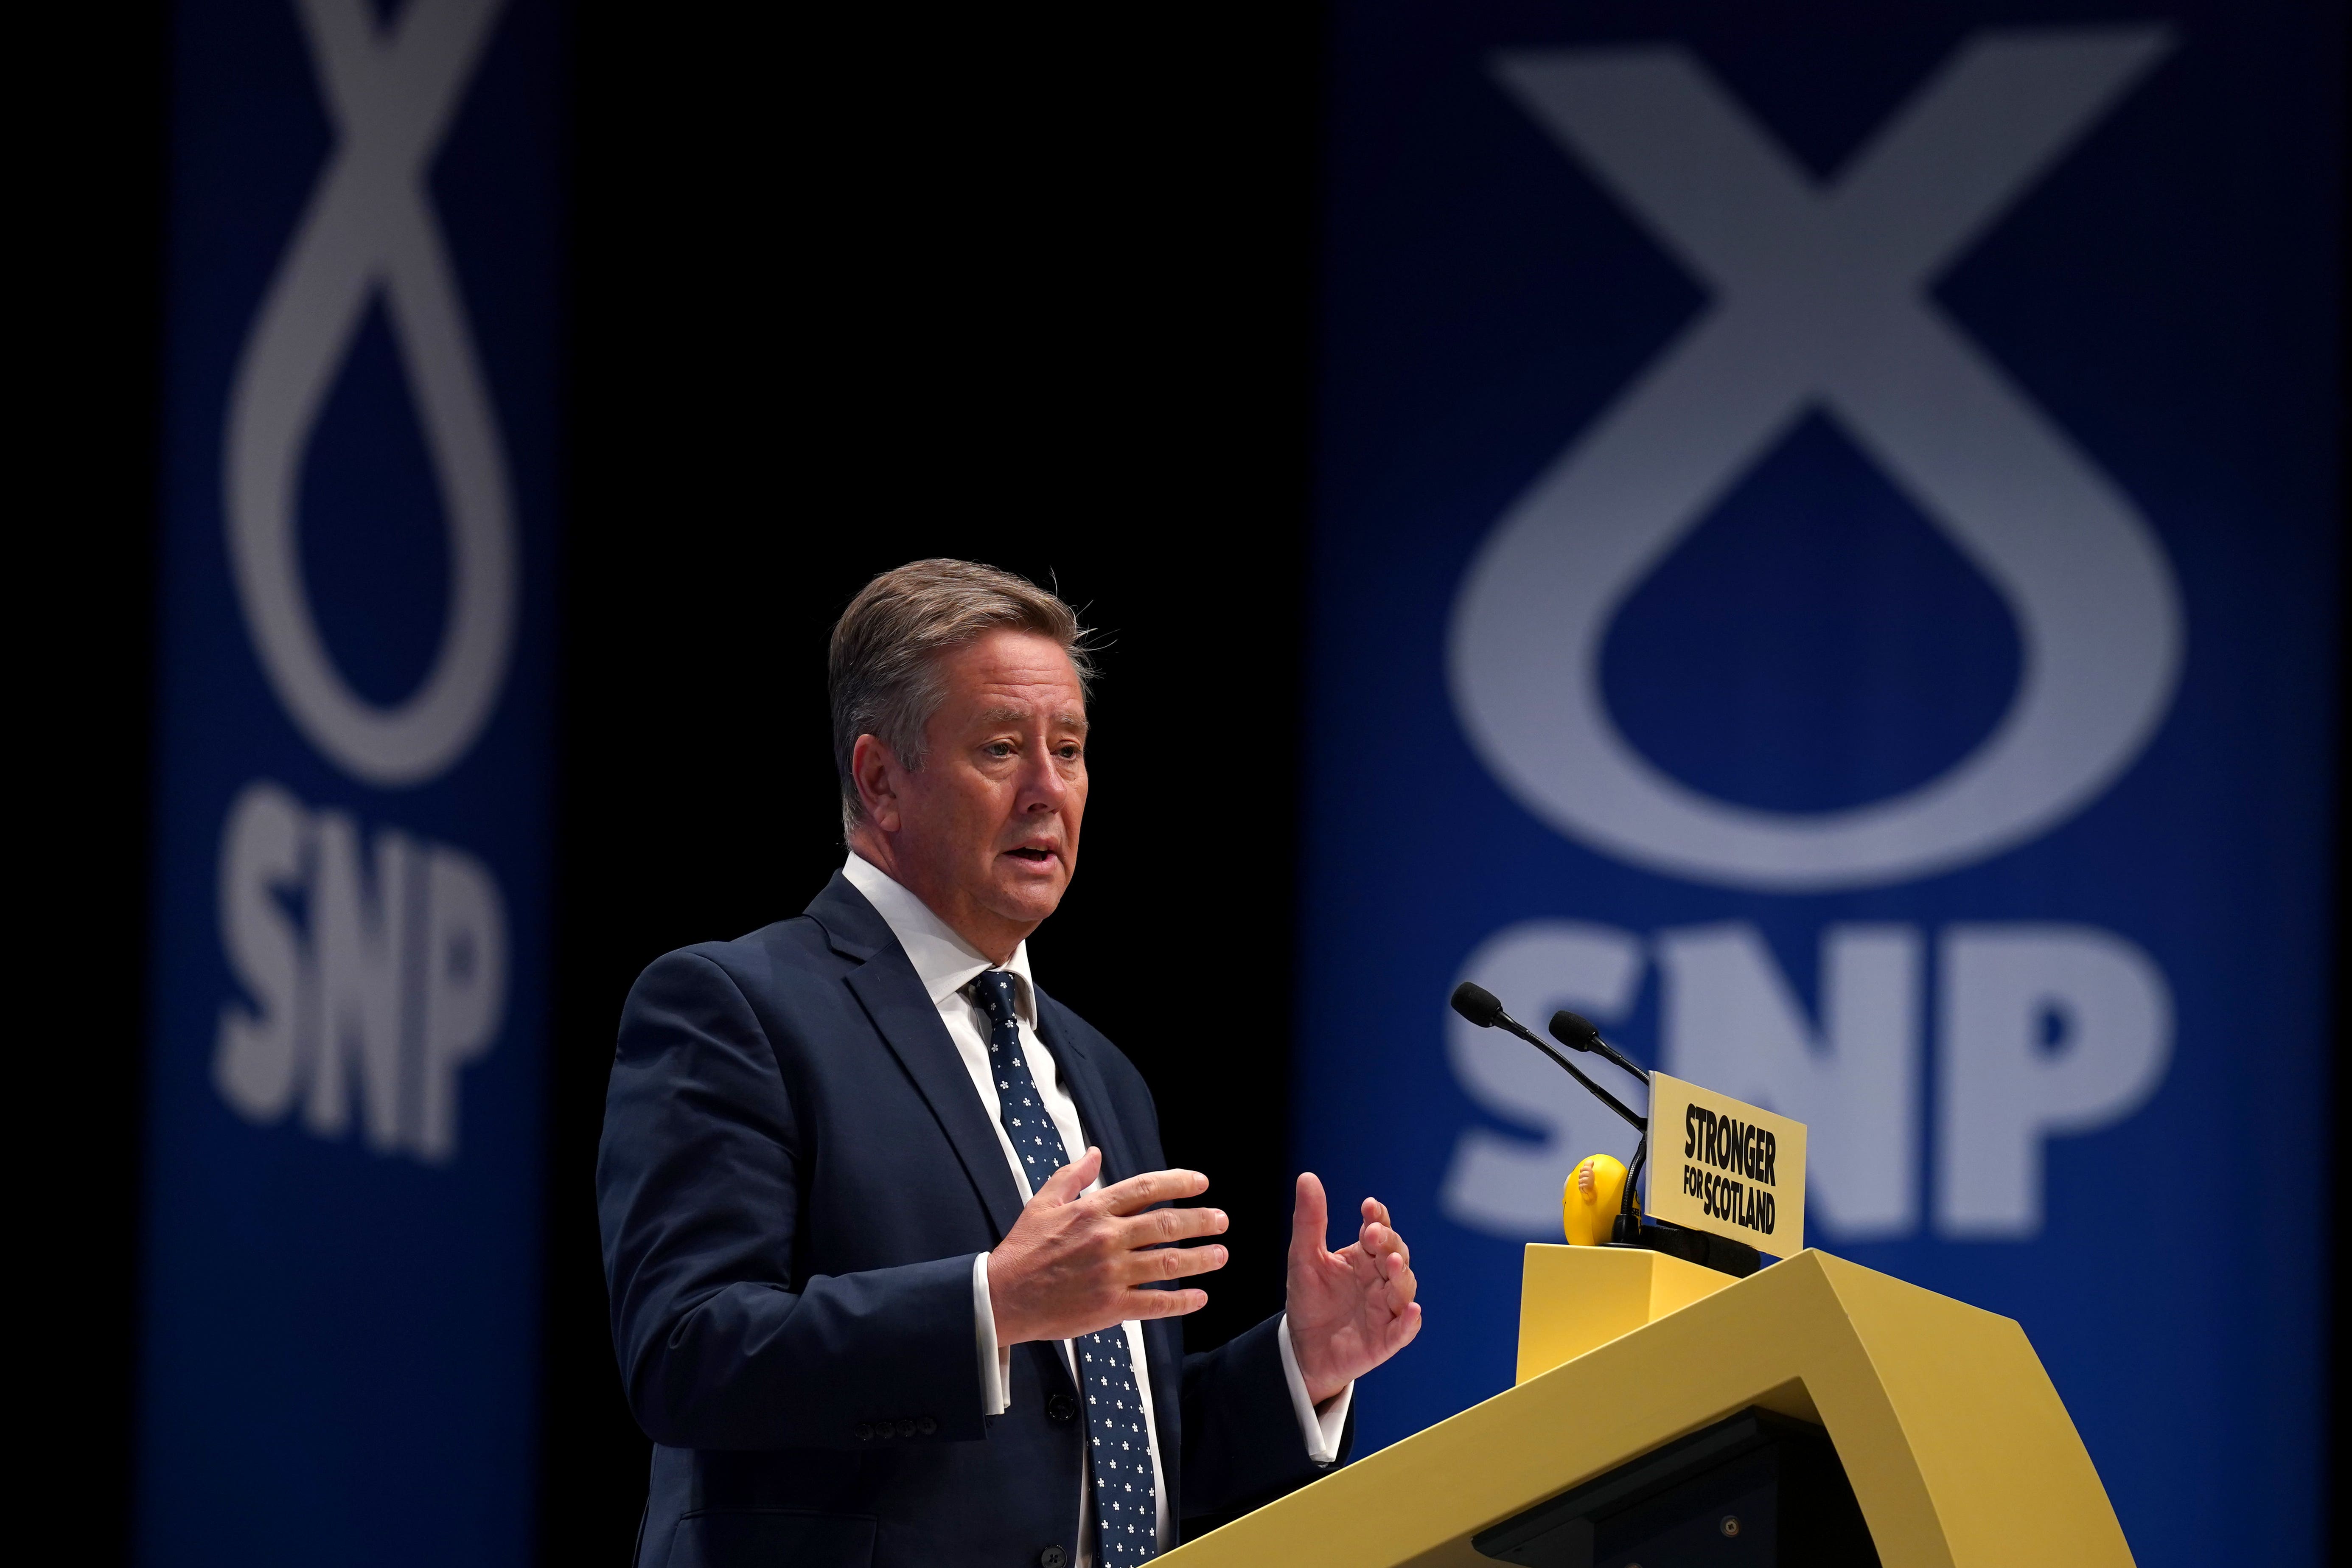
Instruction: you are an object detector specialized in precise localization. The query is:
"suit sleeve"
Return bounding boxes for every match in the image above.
[1177,1313,1357,1518]
[597,948,986,1450]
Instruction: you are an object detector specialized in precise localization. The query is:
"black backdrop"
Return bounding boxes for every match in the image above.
[31,6,2347,1566]
[542,8,1328,1555]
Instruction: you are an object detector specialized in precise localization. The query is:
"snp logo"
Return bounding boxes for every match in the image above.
[1444,920,2169,1242]
[1442,29,2184,1240]
[217,784,506,1164]
[213,0,517,1164]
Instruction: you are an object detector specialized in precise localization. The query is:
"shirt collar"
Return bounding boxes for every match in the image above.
[841,852,1036,1022]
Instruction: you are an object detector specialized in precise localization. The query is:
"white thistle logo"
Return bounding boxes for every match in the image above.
[1449,29,2183,891]
[224,0,516,789]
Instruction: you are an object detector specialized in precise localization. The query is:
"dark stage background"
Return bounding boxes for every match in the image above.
[25,4,2346,1565]
[547,6,1327,1556]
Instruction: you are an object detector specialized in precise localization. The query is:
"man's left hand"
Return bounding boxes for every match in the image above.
[1284,1172,1422,1407]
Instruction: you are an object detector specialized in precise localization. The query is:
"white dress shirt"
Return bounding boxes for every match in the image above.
[840,854,1350,1560]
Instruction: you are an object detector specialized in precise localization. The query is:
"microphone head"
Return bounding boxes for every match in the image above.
[1549,1010,1601,1050]
[1450,982,1507,1028]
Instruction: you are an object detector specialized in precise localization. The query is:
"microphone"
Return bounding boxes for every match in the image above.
[1448,981,1509,1030]
[1450,986,1753,1275]
[1548,1010,1650,1083]
[1449,983,1646,1133]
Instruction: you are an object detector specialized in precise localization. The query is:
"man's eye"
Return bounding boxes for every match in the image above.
[986,743,1015,759]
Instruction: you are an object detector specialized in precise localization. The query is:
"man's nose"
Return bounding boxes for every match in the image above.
[1018,750,1068,806]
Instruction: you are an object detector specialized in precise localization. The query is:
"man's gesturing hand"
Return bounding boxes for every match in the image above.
[987,1147,1230,1346]
[1284,1172,1422,1408]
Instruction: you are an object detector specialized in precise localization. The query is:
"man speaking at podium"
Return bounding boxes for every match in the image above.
[597,560,1424,1567]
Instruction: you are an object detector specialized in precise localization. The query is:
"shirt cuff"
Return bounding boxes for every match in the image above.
[973,1252,1011,1416]
[1277,1313,1352,1466]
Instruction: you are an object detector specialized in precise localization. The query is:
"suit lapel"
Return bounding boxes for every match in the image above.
[1032,999,1139,1185]
[815,875,1029,1240]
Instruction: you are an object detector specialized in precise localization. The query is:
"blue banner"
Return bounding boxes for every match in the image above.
[138,2,558,1562]
[1296,4,2337,1564]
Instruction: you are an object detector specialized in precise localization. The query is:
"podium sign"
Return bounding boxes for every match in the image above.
[1644,1073,1806,1257]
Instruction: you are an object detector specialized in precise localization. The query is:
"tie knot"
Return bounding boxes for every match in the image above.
[967,969,1021,1028]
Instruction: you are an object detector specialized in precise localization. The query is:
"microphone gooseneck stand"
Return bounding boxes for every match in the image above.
[1450,986,1760,1279]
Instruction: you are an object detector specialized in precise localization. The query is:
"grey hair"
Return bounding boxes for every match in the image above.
[829,558,1097,834]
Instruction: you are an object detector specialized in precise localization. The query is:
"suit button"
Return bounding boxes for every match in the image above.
[854,1423,873,1442]
[1046,1393,1077,1423]
[896,1418,917,1437]
[1040,1548,1068,1568]
[917,1415,937,1436]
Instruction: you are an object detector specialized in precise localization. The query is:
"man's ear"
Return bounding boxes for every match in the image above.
[851,732,904,833]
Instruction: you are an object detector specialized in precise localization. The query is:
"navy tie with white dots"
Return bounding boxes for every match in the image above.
[968,969,1158,1566]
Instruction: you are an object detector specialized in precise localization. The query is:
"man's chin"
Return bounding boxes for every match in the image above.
[985,870,1068,928]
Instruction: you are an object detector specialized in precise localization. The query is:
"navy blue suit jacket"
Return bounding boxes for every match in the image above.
[597,873,1346,1567]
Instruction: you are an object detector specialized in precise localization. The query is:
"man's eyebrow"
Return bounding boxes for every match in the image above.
[971,706,1090,733]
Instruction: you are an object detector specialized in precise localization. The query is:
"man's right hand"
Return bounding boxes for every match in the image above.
[986,1147,1228,1345]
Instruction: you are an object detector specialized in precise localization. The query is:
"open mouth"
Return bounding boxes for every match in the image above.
[1005,846,1055,864]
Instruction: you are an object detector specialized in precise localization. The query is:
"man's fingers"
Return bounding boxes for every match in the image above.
[1115,1204,1228,1251]
[1096,1167,1209,1215]
[1380,1251,1418,1309]
[1385,1301,1424,1352]
[1291,1171,1330,1259]
[1361,1219,1410,1271]
[1127,1242,1228,1283]
[1035,1147,1102,1206]
[1127,1286,1209,1319]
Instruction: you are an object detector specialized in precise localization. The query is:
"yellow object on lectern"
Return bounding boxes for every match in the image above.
[1561,1153,1633,1245]
[1160,1246,2132,1568]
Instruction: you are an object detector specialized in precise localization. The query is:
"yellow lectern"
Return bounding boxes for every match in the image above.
[1162,1247,2131,1567]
